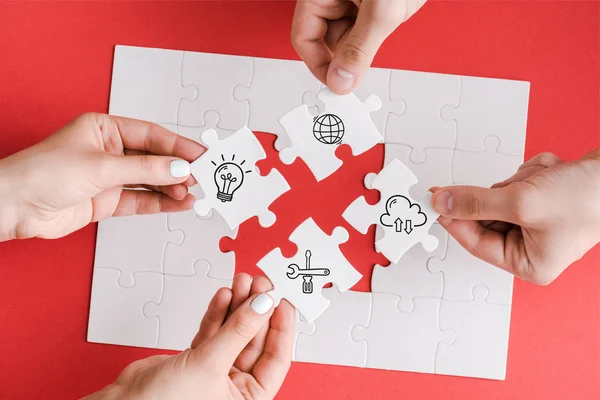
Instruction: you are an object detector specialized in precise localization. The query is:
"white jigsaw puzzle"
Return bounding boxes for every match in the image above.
[190,126,290,230]
[143,260,232,351]
[257,218,362,323]
[278,88,383,181]
[343,158,439,264]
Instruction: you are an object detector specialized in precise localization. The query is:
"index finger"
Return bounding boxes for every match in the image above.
[291,1,354,84]
[109,115,205,163]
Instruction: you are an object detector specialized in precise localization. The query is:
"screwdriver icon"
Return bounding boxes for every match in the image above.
[286,250,331,294]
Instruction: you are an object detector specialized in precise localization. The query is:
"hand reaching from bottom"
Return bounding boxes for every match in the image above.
[431,150,600,285]
[85,274,295,400]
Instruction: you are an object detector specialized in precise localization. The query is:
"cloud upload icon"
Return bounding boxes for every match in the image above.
[380,195,427,234]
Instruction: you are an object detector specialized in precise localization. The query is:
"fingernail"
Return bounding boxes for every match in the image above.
[169,159,190,178]
[434,190,453,214]
[330,68,354,92]
[250,293,273,315]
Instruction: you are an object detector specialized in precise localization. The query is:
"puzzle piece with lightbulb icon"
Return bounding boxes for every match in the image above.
[342,158,440,264]
[278,88,383,181]
[190,126,290,230]
[257,217,362,323]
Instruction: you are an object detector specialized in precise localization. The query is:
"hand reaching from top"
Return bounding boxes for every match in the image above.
[292,0,427,94]
[431,150,600,285]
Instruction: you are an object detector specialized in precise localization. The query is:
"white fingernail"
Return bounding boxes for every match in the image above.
[169,159,190,178]
[250,293,273,315]
[336,68,354,79]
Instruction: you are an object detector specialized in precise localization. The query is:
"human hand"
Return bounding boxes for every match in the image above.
[430,150,600,285]
[0,113,205,241]
[85,274,295,400]
[292,0,427,94]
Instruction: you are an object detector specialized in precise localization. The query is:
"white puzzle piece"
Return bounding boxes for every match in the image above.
[279,88,383,181]
[352,293,455,373]
[452,136,523,187]
[234,57,321,150]
[428,236,514,305]
[94,214,183,287]
[143,260,232,351]
[353,68,406,135]
[292,311,316,361]
[165,210,237,280]
[109,46,196,124]
[178,111,237,142]
[295,288,371,367]
[190,126,290,230]
[88,268,161,348]
[386,70,459,163]
[179,52,251,130]
[384,143,454,201]
[436,286,512,380]
[441,75,530,155]
[257,218,362,323]
[371,224,448,313]
[343,159,439,264]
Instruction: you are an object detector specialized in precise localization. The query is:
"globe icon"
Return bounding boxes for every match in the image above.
[313,114,345,145]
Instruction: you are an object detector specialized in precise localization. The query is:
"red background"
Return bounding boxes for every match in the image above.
[0,1,599,399]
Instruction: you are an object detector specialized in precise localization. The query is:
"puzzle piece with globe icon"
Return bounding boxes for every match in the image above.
[190,126,290,230]
[343,158,440,264]
[278,88,383,181]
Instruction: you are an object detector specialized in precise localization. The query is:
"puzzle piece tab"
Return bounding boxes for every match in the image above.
[190,126,290,230]
[278,88,383,181]
[352,293,455,373]
[343,159,439,264]
[257,218,362,323]
[143,260,232,351]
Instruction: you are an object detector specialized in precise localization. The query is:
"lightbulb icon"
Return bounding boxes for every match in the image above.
[212,154,251,203]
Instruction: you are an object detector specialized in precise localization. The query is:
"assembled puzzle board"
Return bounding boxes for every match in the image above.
[89,45,529,380]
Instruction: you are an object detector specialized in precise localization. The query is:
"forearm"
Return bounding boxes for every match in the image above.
[81,383,124,400]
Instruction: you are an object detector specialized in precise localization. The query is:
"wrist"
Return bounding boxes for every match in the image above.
[0,158,19,242]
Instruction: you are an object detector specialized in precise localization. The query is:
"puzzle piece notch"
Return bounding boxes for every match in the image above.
[452,136,523,188]
[179,51,251,130]
[441,75,530,156]
[190,126,290,230]
[435,285,511,380]
[94,213,183,287]
[292,311,316,361]
[371,224,448,313]
[257,218,362,323]
[165,210,237,280]
[386,70,459,163]
[343,159,439,263]
[233,57,322,151]
[427,236,514,305]
[88,268,161,348]
[177,110,237,143]
[110,46,197,125]
[351,293,455,373]
[143,260,232,351]
[295,287,371,367]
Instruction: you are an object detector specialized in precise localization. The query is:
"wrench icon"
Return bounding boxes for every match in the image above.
[286,250,330,294]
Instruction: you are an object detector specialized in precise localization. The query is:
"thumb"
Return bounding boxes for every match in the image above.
[431,185,529,225]
[189,293,274,371]
[326,1,402,94]
[99,154,192,188]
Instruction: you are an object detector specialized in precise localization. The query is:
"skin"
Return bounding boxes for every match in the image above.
[291,0,427,94]
[83,274,295,400]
